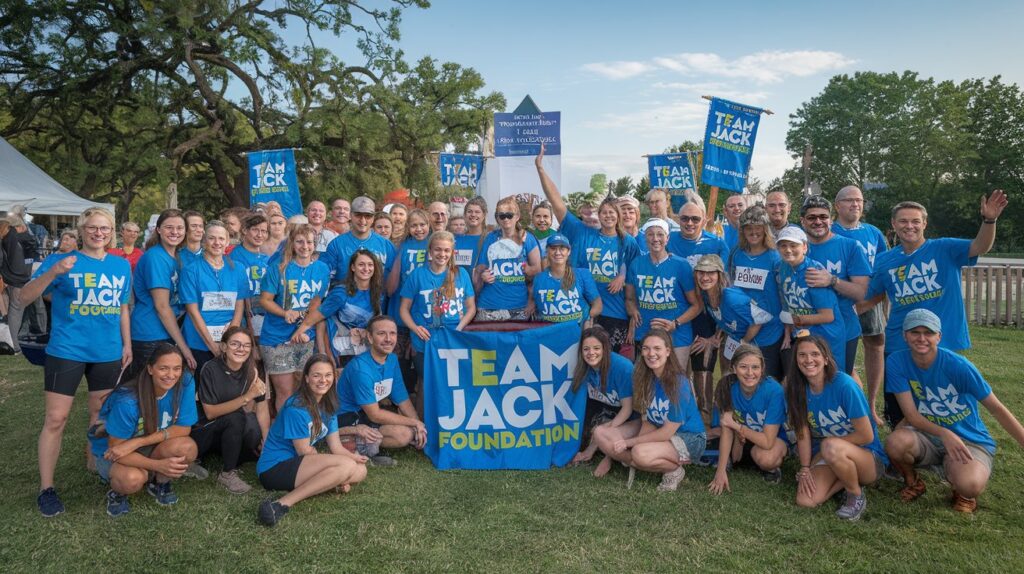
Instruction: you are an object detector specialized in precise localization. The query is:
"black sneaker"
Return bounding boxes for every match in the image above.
[258,499,290,527]
[105,490,130,517]
[762,468,783,484]
[37,487,65,517]
[146,480,179,505]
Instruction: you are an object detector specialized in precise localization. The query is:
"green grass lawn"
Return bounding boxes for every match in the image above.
[3,326,1024,572]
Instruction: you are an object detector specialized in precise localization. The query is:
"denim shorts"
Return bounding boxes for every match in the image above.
[260,341,314,375]
[670,432,707,464]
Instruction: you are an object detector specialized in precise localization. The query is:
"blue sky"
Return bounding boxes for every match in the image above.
[328,0,1024,193]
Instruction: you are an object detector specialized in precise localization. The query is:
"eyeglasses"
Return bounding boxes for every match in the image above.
[803,214,830,222]
[678,216,702,224]
[496,212,515,220]
[226,341,253,350]
[84,225,113,234]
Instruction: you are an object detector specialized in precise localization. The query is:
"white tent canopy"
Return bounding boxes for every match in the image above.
[0,136,114,217]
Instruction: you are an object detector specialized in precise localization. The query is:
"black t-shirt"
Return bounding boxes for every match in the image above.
[197,358,266,424]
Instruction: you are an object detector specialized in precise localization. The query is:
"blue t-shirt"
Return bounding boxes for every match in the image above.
[722,223,740,253]
[868,238,976,354]
[336,351,410,414]
[805,372,887,462]
[179,258,248,351]
[320,287,375,329]
[645,375,705,436]
[229,245,269,313]
[322,232,396,281]
[259,260,331,346]
[454,233,482,271]
[886,348,995,454]
[35,251,131,363]
[399,266,475,353]
[89,372,199,458]
[583,352,634,407]
[131,246,183,342]
[711,377,787,439]
[831,222,887,268]
[179,246,203,270]
[559,212,640,320]
[388,236,429,319]
[729,248,784,345]
[807,234,871,341]
[531,267,600,324]
[704,286,778,347]
[667,230,730,270]
[475,231,539,310]
[627,254,696,347]
[778,257,847,369]
[257,394,339,474]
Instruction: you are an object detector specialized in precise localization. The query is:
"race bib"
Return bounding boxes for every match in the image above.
[332,325,368,356]
[723,336,741,360]
[733,266,769,290]
[454,249,473,267]
[779,311,794,325]
[202,291,237,312]
[373,377,394,402]
[207,324,228,343]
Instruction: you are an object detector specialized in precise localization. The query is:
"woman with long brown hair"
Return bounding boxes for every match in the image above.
[592,329,705,492]
[89,344,199,517]
[256,354,368,527]
[785,334,886,521]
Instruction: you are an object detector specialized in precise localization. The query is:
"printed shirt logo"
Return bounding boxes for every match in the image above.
[67,272,127,316]
[585,247,619,282]
[808,405,854,438]
[287,278,324,309]
[912,381,973,427]
[587,384,621,406]
[538,285,584,322]
[487,238,526,283]
[647,396,671,425]
[782,276,812,312]
[635,274,678,311]
[888,259,943,305]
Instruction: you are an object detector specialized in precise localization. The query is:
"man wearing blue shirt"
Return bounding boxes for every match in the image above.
[884,309,1024,513]
[832,185,889,425]
[801,195,870,376]
[336,315,427,466]
[869,191,1008,425]
[321,195,395,282]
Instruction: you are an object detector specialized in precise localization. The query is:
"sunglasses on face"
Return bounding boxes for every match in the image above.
[496,212,515,221]
[678,216,702,224]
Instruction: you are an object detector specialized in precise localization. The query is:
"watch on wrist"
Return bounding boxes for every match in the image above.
[830,274,839,287]
[983,218,997,224]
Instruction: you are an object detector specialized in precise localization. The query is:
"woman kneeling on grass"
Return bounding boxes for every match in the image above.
[256,354,368,527]
[786,334,887,521]
[593,329,705,492]
[90,344,199,517]
[570,326,636,476]
[707,344,789,494]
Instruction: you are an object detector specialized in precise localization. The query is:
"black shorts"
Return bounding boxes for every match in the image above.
[44,355,121,396]
[337,410,381,429]
[690,347,719,373]
[594,316,630,353]
[259,456,305,491]
[844,338,859,375]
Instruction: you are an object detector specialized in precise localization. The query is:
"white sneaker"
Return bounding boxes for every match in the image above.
[656,466,686,492]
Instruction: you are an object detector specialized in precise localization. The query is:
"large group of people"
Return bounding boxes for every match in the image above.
[18,147,1024,526]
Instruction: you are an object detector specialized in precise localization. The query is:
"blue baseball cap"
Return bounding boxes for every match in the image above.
[546,233,570,248]
[903,308,942,333]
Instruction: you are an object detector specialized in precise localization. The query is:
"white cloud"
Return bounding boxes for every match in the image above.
[582,100,706,133]
[583,50,854,84]
[650,81,770,104]
[580,61,655,80]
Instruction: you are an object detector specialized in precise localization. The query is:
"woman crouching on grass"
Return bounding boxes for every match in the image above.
[89,344,199,517]
[256,354,368,527]
[786,334,887,521]
[707,344,789,494]
[570,326,636,477]
[593,329,705,492]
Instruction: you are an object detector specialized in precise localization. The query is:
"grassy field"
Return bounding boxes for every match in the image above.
[2,326,1023,573]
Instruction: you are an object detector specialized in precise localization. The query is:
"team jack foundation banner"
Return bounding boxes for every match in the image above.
[647,153,698,213]
[424,322,586,470]
[439,153,484,188]
[701,98,763,192]
[248,148,302,217]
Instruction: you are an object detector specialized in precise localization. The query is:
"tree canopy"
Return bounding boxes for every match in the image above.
[0,0,505,221]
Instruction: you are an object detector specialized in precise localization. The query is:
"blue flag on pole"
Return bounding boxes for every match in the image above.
[648,153,698,213]
[424,322,586,470]
[248,148,302,217]
[493,112,561,157]
[439,153,484,188]
[701,98,763,192]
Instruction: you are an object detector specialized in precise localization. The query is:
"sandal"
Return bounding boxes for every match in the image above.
[951,491,977,513]
[899,476,927,502]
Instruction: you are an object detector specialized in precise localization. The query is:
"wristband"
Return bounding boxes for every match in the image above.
[161,429,169,442]
[983,218,997,224]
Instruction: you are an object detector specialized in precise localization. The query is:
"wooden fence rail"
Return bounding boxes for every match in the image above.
[962,265,1024,327]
